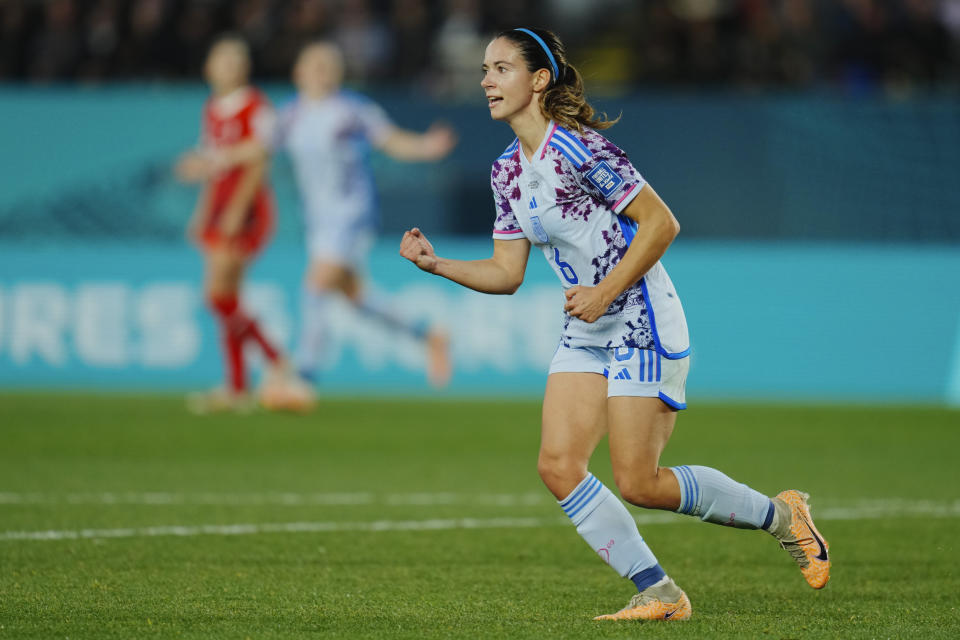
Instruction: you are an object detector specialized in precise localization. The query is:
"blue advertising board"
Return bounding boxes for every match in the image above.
[2,239,958,405]
[2,86,958,403]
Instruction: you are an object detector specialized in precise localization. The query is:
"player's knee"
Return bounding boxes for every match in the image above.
[309,273,339,292]
[537,450,587,497]
[615,476,661,509]
[309,263,351,292]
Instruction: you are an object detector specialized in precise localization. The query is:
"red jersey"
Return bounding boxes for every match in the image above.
[199,86,275,254]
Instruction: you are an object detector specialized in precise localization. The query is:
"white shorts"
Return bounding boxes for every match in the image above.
[306,223,374,271]
[548,345,689,409]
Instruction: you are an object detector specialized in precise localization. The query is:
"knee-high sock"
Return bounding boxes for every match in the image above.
[239,316,279,363]
[210,294,280,391]
[355,294,429,341]
[209,295,246,392]
[559,473,666,591]
[672,465,775,530]
[296,288,332,377]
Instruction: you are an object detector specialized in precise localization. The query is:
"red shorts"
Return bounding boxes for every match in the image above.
[199,182,275,257]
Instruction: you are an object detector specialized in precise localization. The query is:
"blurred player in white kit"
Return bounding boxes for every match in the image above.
[279,42,457,387]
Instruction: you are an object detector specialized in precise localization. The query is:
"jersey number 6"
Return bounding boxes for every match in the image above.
[553,248,579,285]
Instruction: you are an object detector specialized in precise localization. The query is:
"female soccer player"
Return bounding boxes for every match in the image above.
[400,28,830,621]
[176,35,309,413]
[266,41,458,387]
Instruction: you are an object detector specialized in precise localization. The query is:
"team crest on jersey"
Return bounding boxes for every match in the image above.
[530,215,550,243]
[586,161,625,197]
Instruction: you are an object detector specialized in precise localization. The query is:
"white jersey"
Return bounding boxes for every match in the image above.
[491,122,689,356]
[276,91,393,235]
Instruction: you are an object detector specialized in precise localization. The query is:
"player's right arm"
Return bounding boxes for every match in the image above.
[217,157,267,238]
[399,228,530,295]
[377,122,457,162]
[185,184,213,244]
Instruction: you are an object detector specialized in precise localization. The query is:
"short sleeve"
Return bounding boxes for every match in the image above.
[491,165,524,240]
[272,100,297,151]
[353,96,394,147]
[576,134,646,214]
[250,101,278,147]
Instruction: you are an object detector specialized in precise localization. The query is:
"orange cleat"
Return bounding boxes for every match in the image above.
[259,361,316,413]
[594,579,691,622]
[772,490,831,589]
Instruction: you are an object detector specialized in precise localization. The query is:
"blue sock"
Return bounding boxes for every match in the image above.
[672,465,773,529]
[761,501,775,530]
[559,473,665,590]
[631,565,667,592]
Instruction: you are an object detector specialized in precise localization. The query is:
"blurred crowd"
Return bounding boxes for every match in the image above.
[2,0,958,95]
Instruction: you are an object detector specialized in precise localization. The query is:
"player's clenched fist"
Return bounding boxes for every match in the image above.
[564,285,611,324]
[400,228,439,273]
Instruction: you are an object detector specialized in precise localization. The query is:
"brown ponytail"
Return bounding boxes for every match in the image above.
[498,28,619,132]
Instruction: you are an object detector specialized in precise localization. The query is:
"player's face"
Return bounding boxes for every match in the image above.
[481,37,538,123]
[204,42,249,94]
[293,45,343,97]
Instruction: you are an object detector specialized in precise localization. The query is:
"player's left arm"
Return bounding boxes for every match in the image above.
[376,122,457,162]
[564,185,679,323]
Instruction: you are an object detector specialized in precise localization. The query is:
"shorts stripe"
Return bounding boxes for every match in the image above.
[549,344,687,409]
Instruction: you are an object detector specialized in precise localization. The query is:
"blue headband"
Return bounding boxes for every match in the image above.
[513,28,559,83]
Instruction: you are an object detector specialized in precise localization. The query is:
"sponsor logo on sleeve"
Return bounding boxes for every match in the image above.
[585,161,625,198]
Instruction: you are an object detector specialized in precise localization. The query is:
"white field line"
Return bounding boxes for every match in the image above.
[1,499,958,542]
[0,492,957,515]
[0,491,546,507]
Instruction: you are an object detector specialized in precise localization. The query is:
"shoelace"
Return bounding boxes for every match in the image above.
[627,586,680,609]
[779,535,815,568]
[628,592,652,608]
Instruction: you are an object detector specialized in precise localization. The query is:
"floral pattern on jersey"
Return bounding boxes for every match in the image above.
[577,129,644,212]
[548,156,597,223]
[556,217,652,349]
[590,226,645,312]
[617,317,654,350]
[581,129,639,173]
[491,158,523,233]
[542,128,644,223]
[591,228,626,285]
[561,307,653,350]
[488,128,662,352]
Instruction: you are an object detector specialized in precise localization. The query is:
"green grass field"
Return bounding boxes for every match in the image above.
[1,394,958,639]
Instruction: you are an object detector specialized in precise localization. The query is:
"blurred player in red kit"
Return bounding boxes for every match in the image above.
[175,35,312,413]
